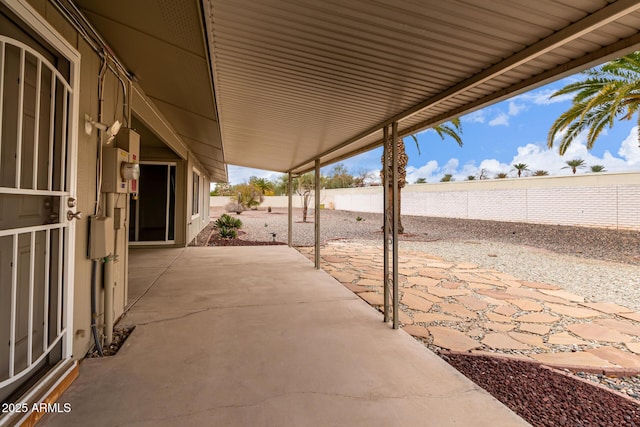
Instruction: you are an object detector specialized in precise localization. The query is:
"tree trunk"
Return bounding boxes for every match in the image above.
[381,137,408,234]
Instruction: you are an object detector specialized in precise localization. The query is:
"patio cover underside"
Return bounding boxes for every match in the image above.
[76,0,640,179]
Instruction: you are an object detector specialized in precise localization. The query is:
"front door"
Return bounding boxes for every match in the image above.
[0,23,77,404]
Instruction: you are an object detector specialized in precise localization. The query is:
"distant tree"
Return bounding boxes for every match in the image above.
[478,168,488,180]
[211,183,233,196]
[532,170,550,176]
[495,172,509,179]
[512,163,529,177]
[249,176,275,195]
[466,175,476,181]
[547,51,640,155]
[415,177,427,184]
[232,183,264,210]
[440,174,454,182]
[326,163,354,189]
[295,173,316,222]
[590,164,606,173]
[353,169,373,187]
[563,158,587,174]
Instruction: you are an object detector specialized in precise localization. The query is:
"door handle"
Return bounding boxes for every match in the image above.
[67,210,83,221]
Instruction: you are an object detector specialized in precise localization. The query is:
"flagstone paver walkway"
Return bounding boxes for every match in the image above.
[298,241,640,372]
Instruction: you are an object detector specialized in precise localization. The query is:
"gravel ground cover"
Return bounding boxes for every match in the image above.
[204,206,640,423]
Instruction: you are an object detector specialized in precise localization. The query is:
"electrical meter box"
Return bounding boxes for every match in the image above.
[102,147,130,193]
[116,129,140,195]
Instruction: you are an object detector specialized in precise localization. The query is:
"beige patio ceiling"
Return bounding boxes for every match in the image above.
[74,0,228,182]
[202,0,640,175]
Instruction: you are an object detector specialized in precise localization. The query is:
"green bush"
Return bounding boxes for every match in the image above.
[215,214,242,229]
[218,226,237,239]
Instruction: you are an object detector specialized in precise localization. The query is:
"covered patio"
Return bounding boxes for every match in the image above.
[41,246,527,426]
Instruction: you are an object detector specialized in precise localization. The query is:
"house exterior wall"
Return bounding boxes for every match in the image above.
[20,0,213,363]
[212,172,640,231]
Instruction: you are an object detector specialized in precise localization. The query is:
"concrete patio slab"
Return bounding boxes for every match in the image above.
[41,247,527,427]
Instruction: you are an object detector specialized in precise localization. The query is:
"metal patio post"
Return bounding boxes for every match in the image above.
[288,171,293,247]
[314,159,321,269]
[391,122,399,329]
[382,125,390,323]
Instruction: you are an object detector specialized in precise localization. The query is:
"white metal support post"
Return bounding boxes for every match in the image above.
[314,159,320,269]
[382,125,390,323]
[288,172,293,247]
[391,122,399,329]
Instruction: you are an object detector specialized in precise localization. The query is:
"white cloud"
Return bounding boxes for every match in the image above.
[617,126,640,165]
[508,101,526,116]
[489,112,510,126]
[224,165,283,185]
[407,127,639,182]
[517,88,573,105]
[462,110,486,124]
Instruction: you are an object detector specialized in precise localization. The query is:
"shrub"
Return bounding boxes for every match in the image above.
[218,226,237,239]
[216,214,242,229]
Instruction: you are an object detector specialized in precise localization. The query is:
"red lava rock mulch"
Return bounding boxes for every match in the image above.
[442,352,640,426]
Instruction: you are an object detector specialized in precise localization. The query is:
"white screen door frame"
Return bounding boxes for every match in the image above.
[0,0,80,406]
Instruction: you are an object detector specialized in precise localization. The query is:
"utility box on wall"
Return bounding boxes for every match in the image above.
[102,147,129,193]
[116,129,141,196]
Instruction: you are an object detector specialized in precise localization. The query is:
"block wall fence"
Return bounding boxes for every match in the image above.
[211,171,640,231]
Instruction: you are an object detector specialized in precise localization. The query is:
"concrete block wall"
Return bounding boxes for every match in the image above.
[211,172,640,231]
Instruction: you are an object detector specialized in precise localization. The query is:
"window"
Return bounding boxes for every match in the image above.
[192,170,200,216]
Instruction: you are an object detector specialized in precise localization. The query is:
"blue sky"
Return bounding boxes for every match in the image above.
[223,74,640,186]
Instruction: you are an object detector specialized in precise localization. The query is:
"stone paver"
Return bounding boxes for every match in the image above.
[413,313,462,324]
[508,299,543,312]
[402,325,429,339]
[482,322,516,332]
[626,343,640,354]
[493,305,517,317]
[580,302,633,314]
[429,327,481,352]
[539,289,584,303]
[544,303,601,318]
[311,241,640,373]
[401,293,434,312]
[515,313,561,323]
[482,333,531,350]
[455,296,489,311]
[618,312,640,322]
[547,332,589,346]
[439,303,477,319]
[518,323,551,335]
[358,292,384,306]
[531,352,618,368]
[595,319,640,337]
[508,332,548,349]
[568,323,633,343]
[586,346,640,369]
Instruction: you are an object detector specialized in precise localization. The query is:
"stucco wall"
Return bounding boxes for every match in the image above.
[212,172,640,231]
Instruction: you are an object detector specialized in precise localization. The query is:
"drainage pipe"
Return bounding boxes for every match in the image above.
[104,192,115,346]
[90,260,103,356]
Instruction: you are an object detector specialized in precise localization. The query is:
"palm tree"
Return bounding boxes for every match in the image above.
[249,177,274,195]
[381,119,463,233]
[532,170,550,176]
[563,158,586,174]
[512,163,529,177]
[590,164,606,173]
[547,51,640,155]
